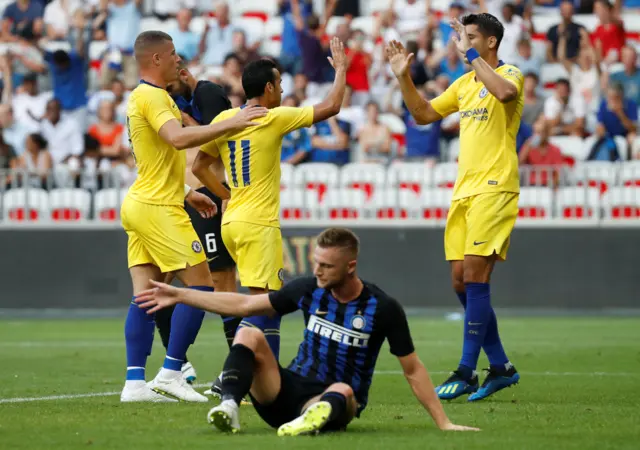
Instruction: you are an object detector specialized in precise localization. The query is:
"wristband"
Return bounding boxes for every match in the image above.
[184,184,192,197]
[465,48,480,64]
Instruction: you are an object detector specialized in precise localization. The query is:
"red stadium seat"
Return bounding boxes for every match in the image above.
[603,187,640,219]
[573,162,618,195]
[94,189,127,222]
[340,163,386,201]
[518,187,553,219]
[50,189,91,221]
[555,187,600,219]
[420,188,452,220]
[324,189,367,220]
[433,163,457,189]
[3,188,49,222]
[387,162,432,195]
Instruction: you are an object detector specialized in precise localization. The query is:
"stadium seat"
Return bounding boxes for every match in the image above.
[234,17,265,44]
[190,16,207,35]
[326,16,348,36]
[626,15,640,33]
[49,189,91,221]
[2,188,49,222]
[573,162,619,195]
[140,17,163,33]
[531,14,558,35]
[518,187,553,219]
[362,0,391,15]
[324,189,367,219]
[419,188,452,220]
[280,189,312,220]
[378,113,407,150]
[231,0,277,21]
[261,40,282,58]
[572,14,599,31]
[448,138,460,162]
[620,161,640,186]
[351,16,376,36]
[613,136,629,161]
[433,163,458,188]
[549,136,588,161]
[94,189,126,221]
[89,41,108,62]
[265,17,284,40]
[293,163,340,203]
[371,188,420,219]
[603,187,640,219]
[340,163,387,200]
[280,163,294,191]
[540,63,569,87]
[387,162,433,195]
[555,187,600,219]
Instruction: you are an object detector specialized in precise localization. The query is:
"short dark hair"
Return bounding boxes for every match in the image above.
[317,228,360,257]
[556,78,571,89]
[28,133,47,150]
[524,72,539,83]
[242,59,278,100]
[461,13,505,49]
[609,82,625,96]
[224,53,241,65]
[52,50,71,67]
[134,30,173,58]
[283,94,300,106]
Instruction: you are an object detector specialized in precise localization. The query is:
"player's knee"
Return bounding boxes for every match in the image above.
[327,382,354,400]
[451,277,465,293]
[233,326,266,352]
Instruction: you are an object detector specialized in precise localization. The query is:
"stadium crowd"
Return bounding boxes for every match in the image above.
[0,0,639,220]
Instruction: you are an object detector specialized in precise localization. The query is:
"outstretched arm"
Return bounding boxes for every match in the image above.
[312,37,348,124]
[136,280,275,317]
[398,353,480,431]
[386,41,443,125]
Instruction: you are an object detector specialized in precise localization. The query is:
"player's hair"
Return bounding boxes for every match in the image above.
[317,228,360,258]
[461,13,505,49]
[134,31,173,60]
[242,59,278,100]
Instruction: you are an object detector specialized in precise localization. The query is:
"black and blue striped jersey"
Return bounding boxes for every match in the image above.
[268,277,415,414]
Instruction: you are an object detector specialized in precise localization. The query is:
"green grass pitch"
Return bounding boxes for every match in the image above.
[1,317,639,449]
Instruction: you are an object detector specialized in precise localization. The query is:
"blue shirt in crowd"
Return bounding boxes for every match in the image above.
[280,1,313,58]
[46,51,87,110]
[609,70,640,106]
[107,1,140,51]
[310,120,351,165]
[597,98,638,137]
[2,1,43,34]
[404,109,441,159]
[170,29,200,62]
[281,128,311,162]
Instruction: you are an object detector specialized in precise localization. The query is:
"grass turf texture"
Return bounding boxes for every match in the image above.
[1,317,638,450]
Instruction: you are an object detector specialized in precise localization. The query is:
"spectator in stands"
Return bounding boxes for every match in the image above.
[228,93,244,108]
[439,2,465,44]
[559,27,602,111]
[546,0,584,63]
[9,26,46,88]
[518,121,567,188]
[428,41,467,83]
[232,30,261,66]
[292,73,308,103]
[403,90,441,164]
[100,0,142,90]
[310,116,351,165]
[200,1,235,67]
[44,0,78,40]
[152,0,196,21]
[592,0,626,63]
[88,99,125,164]
[11,132,52,188]
[88,78,128,125]
[215,54,244,97]
[337,86,365,138]
[12,73,51,132]
[45,24,88,128]
[516,120,533,153]
[278,0,313,75]
[39,98,84,167]
[1,0,44,42]
[588,83,638,160]
[333,0,360,18]
[513,39,542,77]
[169,8,200,63]
[497,2,526,64]
[69,7,104,66]
[345,29,371,107]
[406,40,429,87]
[544,78,586,136]
[292,1,337,85]
[358,101,393,164]
[0,105,29,157]
[522,72,545,126]
[609,46,640,105]
[0,133,17,182]
[387,0,428,37]
[280,95,312,165]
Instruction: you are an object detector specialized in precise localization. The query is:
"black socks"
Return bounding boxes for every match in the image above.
[220,344,256,405]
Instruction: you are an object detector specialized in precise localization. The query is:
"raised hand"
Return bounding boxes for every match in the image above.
[327,37,348,72]
[450,19,473,60]
[385,40,415,78]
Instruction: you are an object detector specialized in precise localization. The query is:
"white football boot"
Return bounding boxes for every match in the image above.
[207,399,241,433]
[120,382,177,403]
[149,371,208,402]
[181,362,197,384]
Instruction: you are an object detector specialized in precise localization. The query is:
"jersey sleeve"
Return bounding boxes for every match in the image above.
[268,277,315,316]
[383,298,415,357]
[200,138,220,158]
[143,91,179,133]
[272,106,315,135]
[195,83,231,124]
[430,78,461,117]
[501,66,524,95]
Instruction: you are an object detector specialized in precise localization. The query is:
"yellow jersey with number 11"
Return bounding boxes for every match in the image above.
[430,63,524,201]
[200,105,314,227]
[126,81,185,207]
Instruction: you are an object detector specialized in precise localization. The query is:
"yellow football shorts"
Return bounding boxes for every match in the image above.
[444,192,519,261]
[121,196,206,272]
[222,221,284,290]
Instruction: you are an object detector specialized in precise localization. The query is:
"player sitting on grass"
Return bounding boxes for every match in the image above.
[135,228,480,435]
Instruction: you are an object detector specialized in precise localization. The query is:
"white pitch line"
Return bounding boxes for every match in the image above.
[1,372,637,405]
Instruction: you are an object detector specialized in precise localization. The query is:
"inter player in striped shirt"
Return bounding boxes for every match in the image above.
[387,14,522,401]
[135,228,479,435]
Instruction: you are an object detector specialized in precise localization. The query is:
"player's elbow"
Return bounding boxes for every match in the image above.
[496,85,518,103]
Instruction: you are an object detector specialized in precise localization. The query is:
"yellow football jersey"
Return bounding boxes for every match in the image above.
[431,63,523,201]
[200,106,314,227]
[126,82,185,206]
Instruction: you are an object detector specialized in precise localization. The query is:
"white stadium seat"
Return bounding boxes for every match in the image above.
[94,189,127,222]
[572,14,599,31]
[2,188,49,222]
[572,162,619,195]
[140,17,163,33]
[231,0,278,20]
[549,136,588,161]
[190,16,207,35]
[387,162,433,195]
[555,187,600,219]
[325,16,348,36]
[234,17,265,45]
[340,163,387,200]
[419,188,452,220]
[518,187,553,219]
[264,17,284,40]
[293,163,340,203]
[280,163,294,191]
[371,188,420,219]
[540,63,570,85]
[49,189,91,221]
[261,40,282,58]
[280,189,312,221]
[448,138,460,162]
[433,163,458,188]
[378,113,406,134]
[620,161,640,187]
[351,16,376,36]
[89,41,108,61]
[603,187,640,219]
[361,0,390,15]
[324,188,368,219]
[532,14,558,34]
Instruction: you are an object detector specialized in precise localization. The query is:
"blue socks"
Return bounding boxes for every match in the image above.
[459,283,492,377]
[455,288,510,372]
[240,315,282,360]
[163,285,211,371]
[125,298,155,381]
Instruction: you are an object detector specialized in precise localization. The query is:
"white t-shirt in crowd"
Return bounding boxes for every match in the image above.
[498,15,525,65]
[44,0,80,37]
[393,0,427,35]
[570,66,600,112]
[153,0,196,16]
[544,94,586,126]
[13,92,53,133]
[40,117,84,164]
